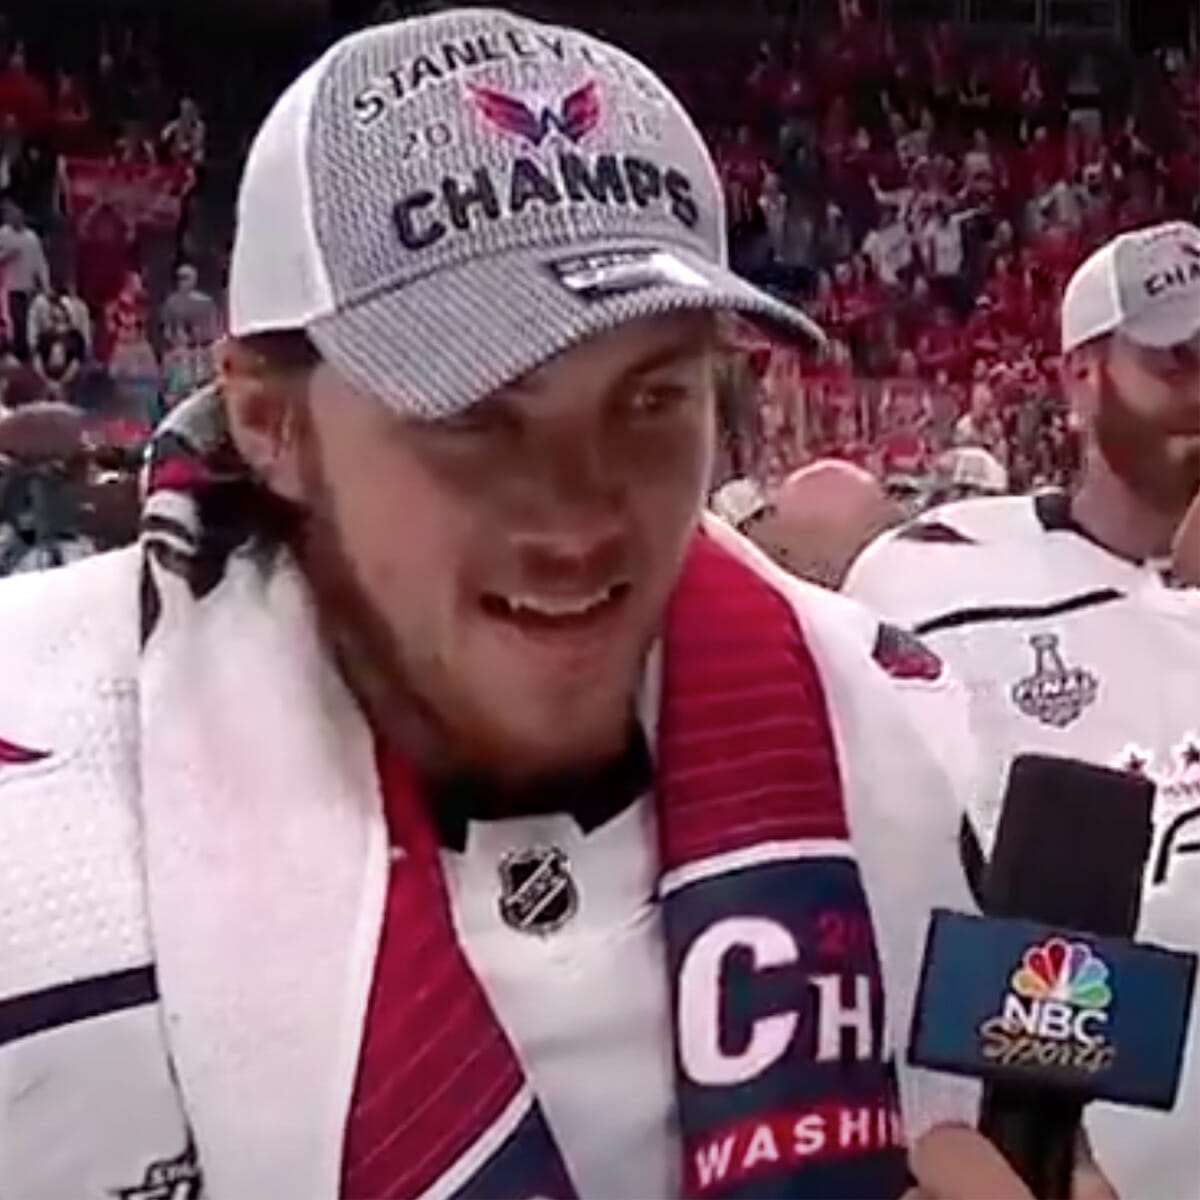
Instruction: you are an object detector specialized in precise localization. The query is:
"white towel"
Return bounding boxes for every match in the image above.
[138,388,390,1199]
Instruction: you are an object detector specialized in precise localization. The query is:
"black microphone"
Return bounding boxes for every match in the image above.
[907,754,1197,1199]
[978,755,1153,1198]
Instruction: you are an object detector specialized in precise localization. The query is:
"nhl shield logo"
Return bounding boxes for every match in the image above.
[498,846,579,936]
[1011,632,1098,728]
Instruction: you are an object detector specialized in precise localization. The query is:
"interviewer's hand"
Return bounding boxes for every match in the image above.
[903,1123,1116,1199]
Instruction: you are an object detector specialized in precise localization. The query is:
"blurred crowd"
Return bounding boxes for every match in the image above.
[0,20,220,424]
[0,8,228,568]
[0,0,1196,568]
[712,0,1200,500]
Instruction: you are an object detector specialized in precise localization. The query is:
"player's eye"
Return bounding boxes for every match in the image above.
[624,381,691,420]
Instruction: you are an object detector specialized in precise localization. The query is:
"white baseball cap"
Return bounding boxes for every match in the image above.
[229,7,824,420]
[1061,220,1200,354]
[710,477,770,529]
[939,446,1008,494]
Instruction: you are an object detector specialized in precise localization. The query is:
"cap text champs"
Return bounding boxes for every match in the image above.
[394,152,699,252]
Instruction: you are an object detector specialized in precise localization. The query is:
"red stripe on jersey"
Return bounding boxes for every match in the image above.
[340,751,525,1200]
[658,535,847,869]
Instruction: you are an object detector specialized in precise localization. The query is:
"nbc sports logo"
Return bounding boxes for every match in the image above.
[978,937,1116,1075]
[1010,937,1112,1010]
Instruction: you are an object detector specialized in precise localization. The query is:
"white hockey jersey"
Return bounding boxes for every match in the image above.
[846,490,1200,1200]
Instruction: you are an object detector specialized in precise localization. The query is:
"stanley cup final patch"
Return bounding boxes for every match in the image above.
[498,846,579,935]
[1011,632,1098,728]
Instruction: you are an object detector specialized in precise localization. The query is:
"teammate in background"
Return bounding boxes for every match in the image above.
[772,459,903,587]
[0,11,1042,1198]
[845,218,1200,1199]
[712,462,902,589]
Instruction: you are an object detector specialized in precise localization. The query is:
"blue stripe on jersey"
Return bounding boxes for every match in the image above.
[449,1101,578,1200]
[0,965,158,1046]
[914,588,1124,636]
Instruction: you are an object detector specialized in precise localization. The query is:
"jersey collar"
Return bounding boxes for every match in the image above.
[1033,489,1146,566]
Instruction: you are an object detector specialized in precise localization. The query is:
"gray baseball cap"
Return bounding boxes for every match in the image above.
[1061,220,1200,353]
[228,7,824,419]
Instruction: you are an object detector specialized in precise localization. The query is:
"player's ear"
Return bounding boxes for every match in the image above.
[220,335,309,504]
[1059,342,1102,430]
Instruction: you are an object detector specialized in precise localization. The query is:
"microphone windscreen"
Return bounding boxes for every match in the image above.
[982,754,1155,937]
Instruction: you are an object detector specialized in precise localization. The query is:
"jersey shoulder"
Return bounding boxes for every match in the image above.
[902,495,1046,544]
[844,496,1045,622]
[0,548,147,1000]
[860,494,1046,561]
[0,547,140,740]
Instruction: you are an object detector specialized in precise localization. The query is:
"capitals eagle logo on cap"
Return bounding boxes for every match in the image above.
[470,80,602,147]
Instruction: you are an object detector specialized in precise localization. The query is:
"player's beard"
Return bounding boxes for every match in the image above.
[1093,364,1200,517]
[282,417,463,780]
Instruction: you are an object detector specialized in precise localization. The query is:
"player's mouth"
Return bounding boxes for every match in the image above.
[480,583,632,637]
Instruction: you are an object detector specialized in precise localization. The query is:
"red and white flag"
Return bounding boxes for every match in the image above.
[57,157,194,237]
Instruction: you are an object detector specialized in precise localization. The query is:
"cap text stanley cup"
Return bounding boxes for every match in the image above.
[351,26,663,127]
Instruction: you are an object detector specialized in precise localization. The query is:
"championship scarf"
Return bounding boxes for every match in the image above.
[141,388,905,1200]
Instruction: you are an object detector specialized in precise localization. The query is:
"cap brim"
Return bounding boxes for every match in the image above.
[1122,294,1200,349]
[307,240,825,420]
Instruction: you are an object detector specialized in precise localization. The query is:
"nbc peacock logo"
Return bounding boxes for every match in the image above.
[1010,938,1113,1010]
[978,937,1116,1075]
